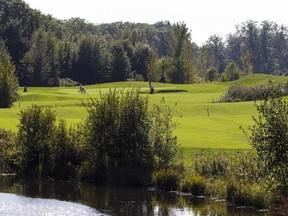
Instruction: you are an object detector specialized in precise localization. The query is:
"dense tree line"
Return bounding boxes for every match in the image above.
[2,0,288,88]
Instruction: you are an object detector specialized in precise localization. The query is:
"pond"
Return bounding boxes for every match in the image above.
[0,176,269,216]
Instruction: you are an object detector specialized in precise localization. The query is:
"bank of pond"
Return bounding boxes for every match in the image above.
[0,176,268,216]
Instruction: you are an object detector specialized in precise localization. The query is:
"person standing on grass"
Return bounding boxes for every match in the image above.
[149,82,154,94]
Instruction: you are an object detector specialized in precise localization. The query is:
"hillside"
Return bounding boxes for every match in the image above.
[1,74,288,152]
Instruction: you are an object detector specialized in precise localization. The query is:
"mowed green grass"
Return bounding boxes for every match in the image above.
[1,74,288,152]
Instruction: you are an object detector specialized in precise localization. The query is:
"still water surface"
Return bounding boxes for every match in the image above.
[0,176,268,216]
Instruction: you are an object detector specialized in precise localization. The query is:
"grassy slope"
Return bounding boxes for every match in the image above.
[1,74,287,151]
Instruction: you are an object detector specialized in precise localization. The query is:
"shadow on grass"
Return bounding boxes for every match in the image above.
[139,89,188,94]
[156,89,188,93]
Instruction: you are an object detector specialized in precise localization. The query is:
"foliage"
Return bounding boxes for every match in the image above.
[15,105,84,179]
[227,177,270,208]
[0,39,19,108]
[221,61,240,82]
[181,174,206,196]
[16,105,57,177]
[206,67,218,82]
[152,169,181,191]
[247,96,288,191]
[193,150,266,181]
[49,120,83,179]
[0,128,18,173]
[149,98,179,170]
[219,81,288,102]
[82,89,179,184]
[57,78,78,87]
[168,22,195,84]
[3,1,288,87]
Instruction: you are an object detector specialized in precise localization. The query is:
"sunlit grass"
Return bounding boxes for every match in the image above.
[1,74,287,154]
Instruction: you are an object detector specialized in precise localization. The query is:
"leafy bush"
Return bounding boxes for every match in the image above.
[49,120,83,179]
[181,174,206,196]
[227,178,270,208]
[247,96,288,191]
[152,169,180,191]
[219,81,288,102]
[0,129,18,173]
[82,89,179,184]
[16,105,57,177]
[193,150,229,178]
[15,105,84,179]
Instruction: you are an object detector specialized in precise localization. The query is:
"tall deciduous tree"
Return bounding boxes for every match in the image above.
[206,34,226,73]
[169,22,195,84]
[0,39,19,108]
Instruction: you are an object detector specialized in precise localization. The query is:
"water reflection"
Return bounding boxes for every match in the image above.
[0,176,268,216]
[0,192,102,216]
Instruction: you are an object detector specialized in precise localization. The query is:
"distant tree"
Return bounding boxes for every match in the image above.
[0,40,19,108]
[56,40,77,79]
[240,52,253,74]
[196,45,209,78]
[134,42,156,81]
[206,67,218,82]
[22,28,57,86]
[206,34,226,73]
[238,20,260,72]
[169,22,195,84]
[111,41,131,81]
[221,61,240,81]
[226,33,242,67]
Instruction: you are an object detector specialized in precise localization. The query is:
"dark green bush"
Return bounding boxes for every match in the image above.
[16,105,57,178]
[181,174,206,196]
[0,129,18,173]
[219,81,288,102]
[16,105,83,179]
[152,169,180,191]
[49,120,83,179]
[82,89,179,184]
[227,178,270,208]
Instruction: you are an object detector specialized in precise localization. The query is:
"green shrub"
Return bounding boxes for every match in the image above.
[206,178,227,199]
[16,105,57,178]
[83,89,179,184]
[193,150,229,178]
[219,81,288,102]
[248,96,288,190]
[0,129,18,173]
[152,169,180,191]
[181,174,206,196]
[49,120,82,179]
[227,178,270,208]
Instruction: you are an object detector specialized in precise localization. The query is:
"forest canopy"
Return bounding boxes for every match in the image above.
[1,0,288,86]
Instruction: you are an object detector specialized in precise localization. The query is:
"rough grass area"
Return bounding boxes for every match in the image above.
[1,74,288,155]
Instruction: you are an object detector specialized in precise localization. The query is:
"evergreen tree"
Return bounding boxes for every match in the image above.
[0,39,19,108]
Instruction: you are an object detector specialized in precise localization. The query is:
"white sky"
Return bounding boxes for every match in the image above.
[23,0,287,45]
